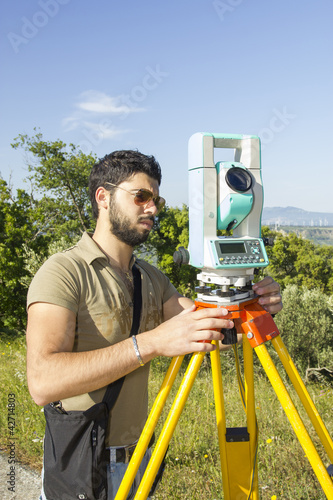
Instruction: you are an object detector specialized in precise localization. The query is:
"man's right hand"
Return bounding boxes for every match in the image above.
[139,305,233,359]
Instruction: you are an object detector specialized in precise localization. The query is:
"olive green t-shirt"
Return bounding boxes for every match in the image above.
[27,232,177,446]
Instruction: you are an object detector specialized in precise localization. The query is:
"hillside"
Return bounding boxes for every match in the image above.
[262,206,333,226]
[262,207,333,245]
[268,226,333,246]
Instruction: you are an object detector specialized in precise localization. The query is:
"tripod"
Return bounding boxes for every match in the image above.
[115,297,333,499]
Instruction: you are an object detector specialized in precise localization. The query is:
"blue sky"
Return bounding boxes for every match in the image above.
[1,0,332,213]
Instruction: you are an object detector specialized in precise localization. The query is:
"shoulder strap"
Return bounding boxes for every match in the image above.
[131,264,142,335]
[102,263,142,410]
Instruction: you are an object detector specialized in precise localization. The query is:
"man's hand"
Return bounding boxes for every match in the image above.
[143,306,233,358]
[252,276,283,315]
[219,276,282,351]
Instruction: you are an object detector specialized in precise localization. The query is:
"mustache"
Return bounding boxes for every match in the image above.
[138,215,155,223]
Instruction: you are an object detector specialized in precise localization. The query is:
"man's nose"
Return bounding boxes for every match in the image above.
[144,199,158,215]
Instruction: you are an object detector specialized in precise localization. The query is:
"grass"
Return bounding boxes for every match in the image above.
[1,333,332,499]
[0,332,45,471]
[149,355,333,499]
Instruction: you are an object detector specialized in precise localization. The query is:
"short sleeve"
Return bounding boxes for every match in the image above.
[27,253,80,313]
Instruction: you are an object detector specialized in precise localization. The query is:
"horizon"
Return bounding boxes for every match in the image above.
[263,206,333,214]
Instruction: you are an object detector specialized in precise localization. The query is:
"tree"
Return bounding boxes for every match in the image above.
[261,228,333,294]
[0,179,49,330]
[0,131,97,332]
[11,129,96,242]
[144,205,197,296]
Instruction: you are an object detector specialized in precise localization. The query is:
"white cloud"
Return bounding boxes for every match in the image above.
[77,90,144,115]
[62,90,145,141]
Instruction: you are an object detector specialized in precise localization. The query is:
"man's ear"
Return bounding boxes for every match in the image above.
[95,187,110,213]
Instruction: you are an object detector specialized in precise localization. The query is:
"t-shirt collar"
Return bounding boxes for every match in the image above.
[78,232,136,267]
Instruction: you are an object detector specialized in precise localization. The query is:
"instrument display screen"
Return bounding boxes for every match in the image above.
[219,242,246,254]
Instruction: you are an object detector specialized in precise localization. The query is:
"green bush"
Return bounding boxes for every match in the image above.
[274,285,333,378]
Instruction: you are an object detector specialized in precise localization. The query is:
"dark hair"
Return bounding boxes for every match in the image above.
[89,150,162,219]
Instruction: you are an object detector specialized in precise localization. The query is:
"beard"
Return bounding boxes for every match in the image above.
[108,202,154,247]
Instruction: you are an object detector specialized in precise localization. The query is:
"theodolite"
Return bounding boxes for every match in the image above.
[115,133,333,500]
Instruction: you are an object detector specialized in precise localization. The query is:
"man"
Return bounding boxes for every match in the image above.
[26,150,282,499]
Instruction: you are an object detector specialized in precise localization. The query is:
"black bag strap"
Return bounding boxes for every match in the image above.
[102,263,142,411]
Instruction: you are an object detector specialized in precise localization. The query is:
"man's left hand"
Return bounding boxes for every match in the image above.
[252,277,283,315]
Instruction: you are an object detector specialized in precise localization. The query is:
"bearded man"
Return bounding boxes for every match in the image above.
[26,150,282,499]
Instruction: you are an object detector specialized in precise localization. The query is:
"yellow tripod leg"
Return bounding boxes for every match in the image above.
[210,341,259,500]
[272,335,333,464]
[255,343,333,499]
[243,337,259,500]
[115,355,184,500]
[210,342,230,499]
[134,351,206,499]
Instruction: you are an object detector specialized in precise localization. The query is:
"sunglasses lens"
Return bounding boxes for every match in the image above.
[156,197,165,212]
[134,190,165,213]
[134,190,151,205]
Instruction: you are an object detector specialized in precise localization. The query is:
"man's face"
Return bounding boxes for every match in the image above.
[108,173,160,247]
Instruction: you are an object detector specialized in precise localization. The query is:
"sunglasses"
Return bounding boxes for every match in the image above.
[105,182,166,214]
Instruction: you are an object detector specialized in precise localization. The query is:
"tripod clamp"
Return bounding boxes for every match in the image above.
[194,283,280,348]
